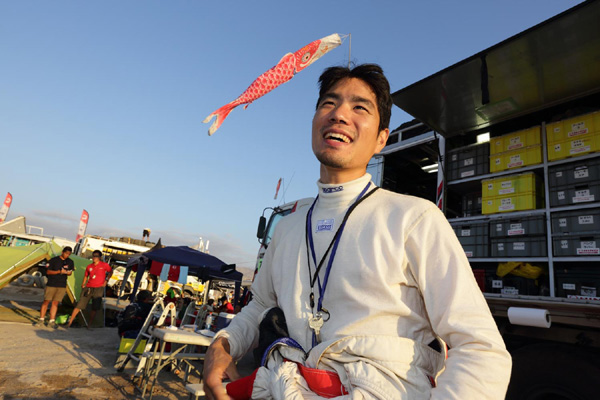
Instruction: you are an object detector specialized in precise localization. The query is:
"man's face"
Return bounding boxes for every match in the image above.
[62,251,71,259]
[312,77,389,178]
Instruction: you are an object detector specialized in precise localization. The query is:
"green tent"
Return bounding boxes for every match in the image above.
[0,241,91,302]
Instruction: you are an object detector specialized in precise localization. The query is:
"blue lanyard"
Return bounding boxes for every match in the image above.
[305,182,377,345]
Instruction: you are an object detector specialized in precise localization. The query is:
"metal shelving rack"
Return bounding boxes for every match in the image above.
[445,120,600,298]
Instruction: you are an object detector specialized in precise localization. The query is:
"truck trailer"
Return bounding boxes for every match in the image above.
[380,2,600,398]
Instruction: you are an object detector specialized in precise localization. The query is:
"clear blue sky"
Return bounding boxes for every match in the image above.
[0,1,582,270]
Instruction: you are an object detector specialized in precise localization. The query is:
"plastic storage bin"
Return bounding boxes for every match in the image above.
[553,233,600,256]
[447,143,490,181]
[490,214,546,238]
[462,192,482,217]
[547,134,600,161]
[491,236,547,257]
[551,208,600,234]
[490,145,542,173]
[548,181,600,207]
[482,172,540,198]
[548,158,600,188]
[546,111,600,145]
[555,267,600,300]
[490,126,541,154]
[451,221,489,258]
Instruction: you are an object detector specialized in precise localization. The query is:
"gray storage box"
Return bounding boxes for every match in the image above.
[491,236,547,257]
[451,221,489,258]
[447,143,490,181]
[462,192,482,217]
[553,233,600,256]
[549,182,600,207]
[555,267,600,299]
[551,208,600,234]
[549,158,600,188]
[490,215,546,238]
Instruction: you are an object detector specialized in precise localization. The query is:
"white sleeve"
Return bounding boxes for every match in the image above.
[215,234,279,361]
[404,206,512,399]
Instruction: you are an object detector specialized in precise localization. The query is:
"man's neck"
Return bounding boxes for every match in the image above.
[93,260,100,265]
[320,166,366,184]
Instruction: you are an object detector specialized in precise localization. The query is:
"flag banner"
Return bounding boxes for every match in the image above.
[160,264,171,282]
[75,209,89,242]
[274,178,282,199]
[0,192,13,223]
[203,33,343,135]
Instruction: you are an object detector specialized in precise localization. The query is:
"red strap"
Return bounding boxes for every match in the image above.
[296,363,348,398]
[226,369,258,400]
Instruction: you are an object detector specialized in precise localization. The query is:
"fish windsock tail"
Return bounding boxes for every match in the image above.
[202,102,237,136]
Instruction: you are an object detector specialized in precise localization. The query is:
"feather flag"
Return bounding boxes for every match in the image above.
[203,33,343,135]
[0,193,12,223]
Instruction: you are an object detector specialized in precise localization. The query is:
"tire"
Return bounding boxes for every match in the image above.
[31,271,42,278]
[17,275,35,287]
[506,344,600,400]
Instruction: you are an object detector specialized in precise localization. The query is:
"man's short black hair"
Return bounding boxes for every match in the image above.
[62,246,73,253]
[316,63,392,133]
[92,250,102,257]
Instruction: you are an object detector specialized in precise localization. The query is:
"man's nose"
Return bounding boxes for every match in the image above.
[328,104,349,124]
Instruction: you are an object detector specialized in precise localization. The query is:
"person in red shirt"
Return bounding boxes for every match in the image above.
[217,295,234,314]
[66,250,112,328]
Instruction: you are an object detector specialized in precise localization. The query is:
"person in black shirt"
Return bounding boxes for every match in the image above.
[34,246,74,329]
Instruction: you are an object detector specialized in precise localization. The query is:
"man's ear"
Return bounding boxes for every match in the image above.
[375,128,390,153]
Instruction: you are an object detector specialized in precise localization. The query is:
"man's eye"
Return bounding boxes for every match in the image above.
[355,105,368,111]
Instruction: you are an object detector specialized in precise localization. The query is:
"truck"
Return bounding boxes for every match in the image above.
[378,2,600,398]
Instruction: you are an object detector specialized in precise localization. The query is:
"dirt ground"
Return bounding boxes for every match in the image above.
[0,283,252,399]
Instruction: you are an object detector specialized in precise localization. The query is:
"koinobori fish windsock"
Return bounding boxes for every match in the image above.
[203,33,343,135]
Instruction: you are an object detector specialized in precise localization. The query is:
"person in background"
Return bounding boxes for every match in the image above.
[34,247,74,329]
[117,290,154,337]
[217,295,234,314]
[66,250,112,328]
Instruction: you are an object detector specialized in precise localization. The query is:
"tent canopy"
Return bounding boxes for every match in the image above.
[0,241,90,301]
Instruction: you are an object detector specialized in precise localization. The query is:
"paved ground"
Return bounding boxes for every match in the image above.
[0,283,254,399]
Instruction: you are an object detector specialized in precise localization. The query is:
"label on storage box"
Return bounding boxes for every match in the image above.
[513,242,525,251]
[496,223,503,232]
[562,283,576,290]
[577,241,599,255]
[561,240,569,249]
[508,154,523,168]
[581,286,597,297]
[464,251,473,257]
[464,157,474,166]
[579,216,594,225]
[569,122,588,137]
[495,158,501,165]
[555,171,563,178]
[492,280,503,288]
[487,183,494,191]
[499,198,515,211]
[508,225,525,235]
[558,191,565,200]
[554,144,562,153]
[461,170,475,178]
[499,181,515,195]
[570,139,590,154]
[508,136,523,150]
[568,295,600,301]
[497,243,504,251]
[573,189,594,203]
[574,168,589,179]
[452,154,457,161]
[559,218,567,227]
[461,229,471,237]
[502,287,519,295]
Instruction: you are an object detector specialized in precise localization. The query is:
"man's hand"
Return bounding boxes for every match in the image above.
[204,337,240,400]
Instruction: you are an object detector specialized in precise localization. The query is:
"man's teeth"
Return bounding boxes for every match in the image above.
[325,132,351,143]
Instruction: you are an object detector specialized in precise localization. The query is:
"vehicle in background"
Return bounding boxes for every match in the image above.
[381,2,600,398]
[74,235,154,260]
[254,198,314,275]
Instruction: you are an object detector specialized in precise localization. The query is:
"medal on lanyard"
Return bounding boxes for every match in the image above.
[305,182,379,346]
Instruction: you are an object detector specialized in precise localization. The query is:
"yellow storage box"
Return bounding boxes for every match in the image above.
[547,133,600,161]
[490,145,542,173]
[482,172,538,198]
[118,338,147,354]
[490,126,541,155]
[482,192,542,214]
[546,111,600,145]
